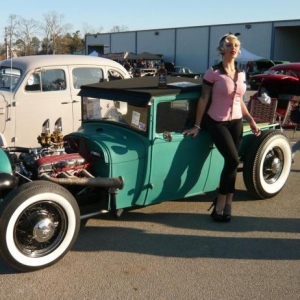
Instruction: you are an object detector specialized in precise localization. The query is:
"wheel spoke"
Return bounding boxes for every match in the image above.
[263,147,283,183]
[14,201,67,257]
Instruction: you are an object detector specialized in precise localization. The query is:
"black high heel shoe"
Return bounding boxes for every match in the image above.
[223,204,231,222]
[208,198,223,222]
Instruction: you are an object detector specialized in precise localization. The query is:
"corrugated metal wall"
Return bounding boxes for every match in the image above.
[273,27,300,61]
[136,29,176,61]
[111,32,136,53]
[175,27,209,74]
[85,19,300,74]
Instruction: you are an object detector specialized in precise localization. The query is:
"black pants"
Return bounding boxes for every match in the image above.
[203,115,243,195]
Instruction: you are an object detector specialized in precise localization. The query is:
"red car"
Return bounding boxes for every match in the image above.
[248,63,300,127]
[248,59,290,89]
[250,62,297,89]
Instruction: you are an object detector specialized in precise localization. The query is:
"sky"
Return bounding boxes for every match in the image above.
[1,0,300,40]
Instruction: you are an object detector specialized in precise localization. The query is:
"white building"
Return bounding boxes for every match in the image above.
[85,19,300,74]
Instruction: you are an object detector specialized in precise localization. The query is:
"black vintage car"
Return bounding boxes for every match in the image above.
[164,62,201,79]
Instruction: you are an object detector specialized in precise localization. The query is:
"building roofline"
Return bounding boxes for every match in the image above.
[85,18,300,36]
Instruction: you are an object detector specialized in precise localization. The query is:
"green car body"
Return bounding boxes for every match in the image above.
[0,76,290,207]
[0,76,292,272]
[62,77,223,209]
[0,149,12,174]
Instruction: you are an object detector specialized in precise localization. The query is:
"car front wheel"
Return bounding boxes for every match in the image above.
[243,130,291,199]
[0,181,80,272]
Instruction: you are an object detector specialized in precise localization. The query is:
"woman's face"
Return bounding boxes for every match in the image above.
[224,38,240,59]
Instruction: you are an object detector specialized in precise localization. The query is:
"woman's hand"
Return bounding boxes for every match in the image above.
[249,119,261,136]
[183,126,200,138]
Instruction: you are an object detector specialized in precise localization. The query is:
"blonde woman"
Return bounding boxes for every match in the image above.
[183,34,260,222]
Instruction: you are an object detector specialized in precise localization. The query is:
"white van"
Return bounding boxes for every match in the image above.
[0,55,130,147]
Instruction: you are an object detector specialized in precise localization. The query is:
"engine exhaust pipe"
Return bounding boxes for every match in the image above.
[40,173,124,189]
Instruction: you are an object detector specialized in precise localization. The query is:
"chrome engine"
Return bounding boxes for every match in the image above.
[6,118,123,190]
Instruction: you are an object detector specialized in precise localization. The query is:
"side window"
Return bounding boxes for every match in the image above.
[156,100,190,133]
[72,68,104,89]
[25,73,41,92]
[0,67,21,90]
[41,69,66,92]
[108,69,124,81]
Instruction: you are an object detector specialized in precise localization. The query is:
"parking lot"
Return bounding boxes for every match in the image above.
[1,128,300,300]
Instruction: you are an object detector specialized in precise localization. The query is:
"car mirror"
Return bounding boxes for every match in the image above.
[163,131,172,142]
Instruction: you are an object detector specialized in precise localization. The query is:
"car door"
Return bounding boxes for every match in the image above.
[0,94,6,134]
[13,67,71,147]
[144,100,222,205]
[0,92,11,146]
[0,67,21,142]
[68,66,127,133]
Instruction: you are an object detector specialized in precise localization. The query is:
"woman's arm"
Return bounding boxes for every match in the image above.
[241,99,261,136]
[195,84,211,126]
[183,83,212,138]
[240,99,253,123]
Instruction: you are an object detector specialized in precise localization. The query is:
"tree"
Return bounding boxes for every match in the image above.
[4,14,18,58]
[40,11,72,54]
[14,16,40,56]
[31,37,41,54]
[82,22,103,35]
[110,25,129,32]
[68,30,84,54]
[0,43,6,60]
[0,10,129,57]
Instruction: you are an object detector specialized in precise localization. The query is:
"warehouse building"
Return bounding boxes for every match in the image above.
[85,19,300,74]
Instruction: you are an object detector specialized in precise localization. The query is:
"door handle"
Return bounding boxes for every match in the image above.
[61,101,80,104]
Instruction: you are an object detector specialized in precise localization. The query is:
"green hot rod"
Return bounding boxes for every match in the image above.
[0,77,293,271]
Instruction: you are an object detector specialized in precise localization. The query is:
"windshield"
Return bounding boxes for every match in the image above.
[265,68,300,78]
[0,67,22,90]
[82,97,149,133]
[175,67,191,73]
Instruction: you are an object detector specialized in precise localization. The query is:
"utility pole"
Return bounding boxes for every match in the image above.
[5,27,9,59]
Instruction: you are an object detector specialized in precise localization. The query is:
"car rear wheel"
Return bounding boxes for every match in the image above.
[0,181,80,272]
[243,130,291,199]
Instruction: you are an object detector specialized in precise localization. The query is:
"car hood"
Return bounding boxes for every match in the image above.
[65,123,149,164]
[253,74,299,82]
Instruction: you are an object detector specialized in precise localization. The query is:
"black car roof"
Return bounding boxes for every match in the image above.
[78,76,202,106]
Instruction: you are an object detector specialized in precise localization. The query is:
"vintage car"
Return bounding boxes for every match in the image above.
[132,67,157,77]
[248,59,290,90]
[247,63,300,127]
[0,77,293,272]
[173,66,201,79]
[164,62,201,79]
[0,55,130,148]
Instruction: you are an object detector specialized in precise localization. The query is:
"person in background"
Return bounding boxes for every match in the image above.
[123,60,131,71]
[183,33,260,222]
[148,61,154,68]
[246,61,254,80]
[136,59,143,68]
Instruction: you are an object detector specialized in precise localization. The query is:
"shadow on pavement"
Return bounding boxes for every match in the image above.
[73,211,300,260]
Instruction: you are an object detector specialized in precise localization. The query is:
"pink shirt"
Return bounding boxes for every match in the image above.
[203,63,246,121]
